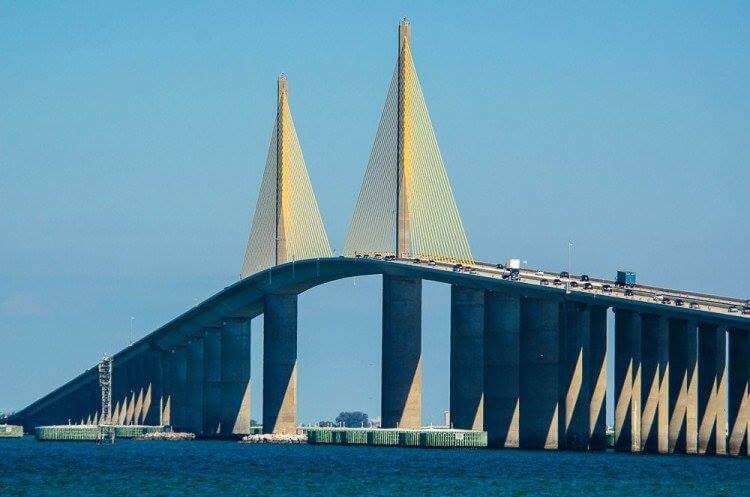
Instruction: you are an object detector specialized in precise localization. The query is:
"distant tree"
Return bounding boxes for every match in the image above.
[335,411,369,428]
[250,419,260,427]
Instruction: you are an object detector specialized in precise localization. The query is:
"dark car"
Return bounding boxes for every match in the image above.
[581,274,590,282]
[583,282,593,290]
[452,264,462,272]
[540,279,550,286]
[560,271,570,278]
[412,258,421,263]
[675,299,685,307]
[728,306,738,313]
[374,253,382,259]
[569,281,579,288]
[624,289,634,296]
[510,268,520,280]
[495,263,505,269]
[601,284,612,293]
[689,302,700,309]
[662,297,672,304]
[553,278,562,286]
[384,255,396,261]
[742,306,750,315]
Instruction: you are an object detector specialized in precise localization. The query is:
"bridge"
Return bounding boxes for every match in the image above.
[9,20,750,457]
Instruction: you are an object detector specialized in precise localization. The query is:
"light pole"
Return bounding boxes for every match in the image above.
[566,241,573,294]
[129,316,135,346]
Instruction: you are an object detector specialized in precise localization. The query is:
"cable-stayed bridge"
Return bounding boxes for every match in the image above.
[9,20,750,456]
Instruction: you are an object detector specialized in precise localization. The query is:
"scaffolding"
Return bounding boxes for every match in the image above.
[98,355,114,443]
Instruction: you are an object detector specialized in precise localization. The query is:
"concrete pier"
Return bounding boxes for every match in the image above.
[163,347,187,430]
[519,297,560,449]
[668,319,698,454]
[143,346,163,426]
[484,292,520,448]
[186,333,205,435]
[450,285,484,430]
[698,324,727,455]
[640,314,669,453]
[614,309,641,452]
[202,327,222,436]
[264,295,297,434]
[382,275,422,429]
[589,305,607,450]
[560,302,591,450]
[221,318,252,436]
[728,327,750,456]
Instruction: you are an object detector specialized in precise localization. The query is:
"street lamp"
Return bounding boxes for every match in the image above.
[566,241,574,294]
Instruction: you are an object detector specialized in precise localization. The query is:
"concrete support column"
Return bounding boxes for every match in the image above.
[589,305,608,450]
[221,318,252,436]
[560,302,591,450]
[640,314,669,453]
[186,333,205,436]
[264,295,297,434]
[698,324,727,455]
[519,297,560,450]
[143,346,163,426]
[450,285,484,430]
[728,328,750,456]
[164,346,187,430]
[614,309,641,452]
[202,327,222,436]
[382,275,422,429]
[668,319,698,454]
[484,292,520,448]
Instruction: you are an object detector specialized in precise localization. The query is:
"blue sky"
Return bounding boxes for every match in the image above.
[1,2,748,424]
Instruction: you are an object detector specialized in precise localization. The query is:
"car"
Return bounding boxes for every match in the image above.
[510,268,520,279]
[428,259,436,266]
[583,282,593,290]
[675,299,685,307]
[495,263,505,269]
[412,258,421,263]
[728,306,739,313]
[569,281,579,288]
[452,264,462,272]
[601,284,612,293]
[384,255,396,261]
[374,253,382,259]
[581,274,590,282]
[689,302,700,309]
[653,294,664,302]
[536,270,544,276]
[355,253,362,258]
[624,289,634,296]
[662,297,672,304]
[742,306,750,315]
[553,278,562,286]
[362,253,370,258]
[540,279,550,286]
[560,271,570,279]
[467,268,477,274]
[502,273,510,280]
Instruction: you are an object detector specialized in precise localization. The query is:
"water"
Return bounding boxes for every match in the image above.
[1,437,748,496]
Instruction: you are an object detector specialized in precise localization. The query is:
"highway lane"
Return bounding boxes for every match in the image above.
[372,256,750,320]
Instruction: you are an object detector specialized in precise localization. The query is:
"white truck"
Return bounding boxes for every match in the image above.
[506,258,521,270]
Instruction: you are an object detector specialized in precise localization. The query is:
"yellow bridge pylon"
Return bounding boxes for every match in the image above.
[344,19,473,264]
[241,75,332,278]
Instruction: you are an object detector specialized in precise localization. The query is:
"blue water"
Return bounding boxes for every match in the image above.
[1,437,748,496]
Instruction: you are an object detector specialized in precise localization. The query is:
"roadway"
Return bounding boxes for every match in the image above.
[369,256,750,319]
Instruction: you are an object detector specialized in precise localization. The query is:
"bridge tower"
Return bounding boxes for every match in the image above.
[241,75,332,277]
[239,75,331,434]
[345,19,477,429]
